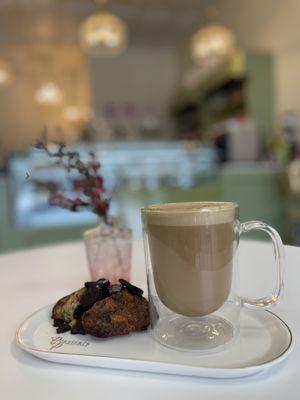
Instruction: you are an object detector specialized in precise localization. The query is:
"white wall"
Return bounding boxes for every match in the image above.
[211,0,300,115]
[89,47,179,140]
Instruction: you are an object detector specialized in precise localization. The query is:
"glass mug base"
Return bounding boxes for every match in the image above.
[153,314,234,352]
[142,202,284,353]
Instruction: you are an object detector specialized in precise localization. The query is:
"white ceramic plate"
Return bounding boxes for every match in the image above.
[16,306,293,379]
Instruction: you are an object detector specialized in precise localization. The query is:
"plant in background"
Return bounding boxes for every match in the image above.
[34,138,111,224]
[33,137,132,283]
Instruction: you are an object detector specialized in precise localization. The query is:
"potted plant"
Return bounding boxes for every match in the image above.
[33,139,132,283]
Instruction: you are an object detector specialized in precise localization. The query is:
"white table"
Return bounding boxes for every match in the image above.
[1,240,299,399]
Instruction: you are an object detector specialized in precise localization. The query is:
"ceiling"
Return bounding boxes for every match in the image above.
[0,0,217,47]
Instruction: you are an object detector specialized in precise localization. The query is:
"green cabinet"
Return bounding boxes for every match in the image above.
[245,51,275,146]
[220,166,284,236]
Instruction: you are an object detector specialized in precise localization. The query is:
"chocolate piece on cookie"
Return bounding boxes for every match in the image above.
[82,289,150,337]
[108,283,123,295]
[80,284,108,310]
[119,279,144,296]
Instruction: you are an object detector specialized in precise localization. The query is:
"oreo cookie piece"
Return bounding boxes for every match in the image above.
[96,278,110,288]
[81,281,110,310]
[84,281,97,289]
[108,283,123,295]
[119,279,144,296]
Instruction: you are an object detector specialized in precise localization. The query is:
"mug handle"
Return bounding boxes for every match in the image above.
[239,221,284,309]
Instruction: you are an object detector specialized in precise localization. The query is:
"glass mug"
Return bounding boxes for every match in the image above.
[141,202,284,352]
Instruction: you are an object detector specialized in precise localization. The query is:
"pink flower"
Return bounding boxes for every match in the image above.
[34,140,111,222]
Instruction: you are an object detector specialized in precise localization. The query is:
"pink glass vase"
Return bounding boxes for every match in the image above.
[84,223,132,284]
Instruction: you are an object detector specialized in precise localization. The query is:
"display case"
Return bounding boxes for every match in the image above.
[7,141,218,237]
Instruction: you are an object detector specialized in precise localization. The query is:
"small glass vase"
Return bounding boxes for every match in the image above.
[84,223,132,283]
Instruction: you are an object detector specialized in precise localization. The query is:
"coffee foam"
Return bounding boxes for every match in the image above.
[142,202,237,226]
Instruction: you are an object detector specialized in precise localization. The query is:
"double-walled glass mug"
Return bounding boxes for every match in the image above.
[141,202,284,352]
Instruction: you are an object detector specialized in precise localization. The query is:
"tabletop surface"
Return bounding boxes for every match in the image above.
[1,239,299,399]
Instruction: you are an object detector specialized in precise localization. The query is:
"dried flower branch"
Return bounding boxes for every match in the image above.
[33,138,111,223]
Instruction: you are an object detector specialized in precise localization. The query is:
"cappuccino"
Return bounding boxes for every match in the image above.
[143,202,236,317]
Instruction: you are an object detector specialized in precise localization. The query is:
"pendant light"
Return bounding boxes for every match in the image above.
[0,60,12,85]
[190,8,236,66]
[34,82,64,106]
[80,0,128,57]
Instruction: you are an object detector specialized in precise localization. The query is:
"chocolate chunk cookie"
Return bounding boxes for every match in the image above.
[82,289,149,337]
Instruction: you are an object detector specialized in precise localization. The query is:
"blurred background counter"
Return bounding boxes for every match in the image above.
[0,141,285,253]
